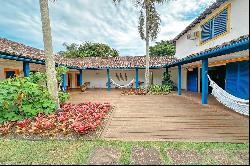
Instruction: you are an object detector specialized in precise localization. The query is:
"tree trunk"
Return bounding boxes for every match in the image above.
[145,3,150,91]
[39,0,60,108]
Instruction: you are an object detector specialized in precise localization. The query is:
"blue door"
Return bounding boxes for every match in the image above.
[187,68,198,92]
[226,60,249,100]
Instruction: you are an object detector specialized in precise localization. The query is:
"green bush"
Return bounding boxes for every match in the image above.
[148,84,173,94]
[162,72,177,90]
[0,70,70,124]
[59,91,70,104]
[0,77,57,123]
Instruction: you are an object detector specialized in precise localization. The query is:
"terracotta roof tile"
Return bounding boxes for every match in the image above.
[0,38,177,69]
[171,35,249,65]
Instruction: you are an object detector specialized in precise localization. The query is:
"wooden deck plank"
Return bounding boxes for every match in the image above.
[68,89,249,143]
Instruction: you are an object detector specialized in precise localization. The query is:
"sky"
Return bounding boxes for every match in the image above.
[0,0,215,56]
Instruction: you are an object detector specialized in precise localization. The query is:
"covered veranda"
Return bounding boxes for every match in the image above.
[166,36,249,106]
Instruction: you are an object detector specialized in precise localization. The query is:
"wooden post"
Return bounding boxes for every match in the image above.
[202,58,208,104]
[178,65,182,96]
[23,62,30,77]
[79,69,83,86]
[62,74,67,92]
[136,68,139,89]
[107,69,111,92]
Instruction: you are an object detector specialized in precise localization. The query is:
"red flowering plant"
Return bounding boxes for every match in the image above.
[0,102,112,136]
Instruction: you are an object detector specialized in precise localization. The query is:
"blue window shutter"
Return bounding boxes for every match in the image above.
[238,61,249,99]
[225,62,238,96]
[226,60,249,100]
[213,8,228,37]
[201,20,213,42]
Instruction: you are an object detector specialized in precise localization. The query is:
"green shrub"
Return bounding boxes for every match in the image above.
[148,84,173,94]
[56,66,69,82]
[59,91,70,104]
[0,77,57,123]
[162,72,177,90]
[29,72,47,85]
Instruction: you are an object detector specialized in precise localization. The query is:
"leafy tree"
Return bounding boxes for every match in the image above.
[39,0,59,108]
[113,0,171,90]
[59,42,119,58]
[150,40,176,56]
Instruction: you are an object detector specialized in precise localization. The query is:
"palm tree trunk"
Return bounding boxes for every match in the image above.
[145,2,150,91]
[39,0,59,108]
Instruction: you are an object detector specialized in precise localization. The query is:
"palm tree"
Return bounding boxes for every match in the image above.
[39,0,59,108]
[113,0,169,90]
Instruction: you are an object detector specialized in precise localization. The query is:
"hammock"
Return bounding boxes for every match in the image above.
[110,78,135,88]
[208,75,249,116]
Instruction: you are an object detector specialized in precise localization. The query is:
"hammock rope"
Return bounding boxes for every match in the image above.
[110,78,135,88]
[207,75,249,116]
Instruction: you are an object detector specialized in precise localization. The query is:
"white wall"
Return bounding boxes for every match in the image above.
[175,0,249,59]
[83,70,108,88]
[168,67,188,90]
[81,68,166,89]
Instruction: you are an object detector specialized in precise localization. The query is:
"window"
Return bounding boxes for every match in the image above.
[201,5,230,44]
[4,68,19,79]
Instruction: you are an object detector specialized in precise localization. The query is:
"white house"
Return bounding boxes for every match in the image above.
[169,0,249,102]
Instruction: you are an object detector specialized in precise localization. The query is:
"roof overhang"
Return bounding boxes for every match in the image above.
[165,37,249,68]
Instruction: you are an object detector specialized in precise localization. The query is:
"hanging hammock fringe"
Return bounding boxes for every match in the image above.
[110,78,135,88]
[207,75,249,116]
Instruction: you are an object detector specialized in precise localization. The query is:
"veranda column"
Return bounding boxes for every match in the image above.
[23,61,30,77]
[62,74,67,92]
[107,69,111,92]
[136,68,139,89]
[166,67,169,74]
[79,69,83,86]
[202,58,208,104]
[178,65,182,96]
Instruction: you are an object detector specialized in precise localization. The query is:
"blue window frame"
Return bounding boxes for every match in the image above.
[201,7,229,43]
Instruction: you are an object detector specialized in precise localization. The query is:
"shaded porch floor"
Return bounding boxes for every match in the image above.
[68,89,249,143]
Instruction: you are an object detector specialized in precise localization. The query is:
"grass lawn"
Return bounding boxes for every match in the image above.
[0,139,249,165]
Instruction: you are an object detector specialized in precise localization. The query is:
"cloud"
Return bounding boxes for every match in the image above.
[0,0,215,56]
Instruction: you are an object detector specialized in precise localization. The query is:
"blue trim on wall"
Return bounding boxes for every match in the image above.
[136,68,139,89]
[165,38,249,68]
[62,74,67,92]
[23,61,30,77]
[79,70,83,86]
[202,58,208,104]
[107,69,111,92]
[178,65,182,95]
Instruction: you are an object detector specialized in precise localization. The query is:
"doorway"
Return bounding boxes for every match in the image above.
[67,73,73,89]
[200,65,226,93]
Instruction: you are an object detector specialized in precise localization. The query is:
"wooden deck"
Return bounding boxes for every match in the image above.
[69,89,249,143]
